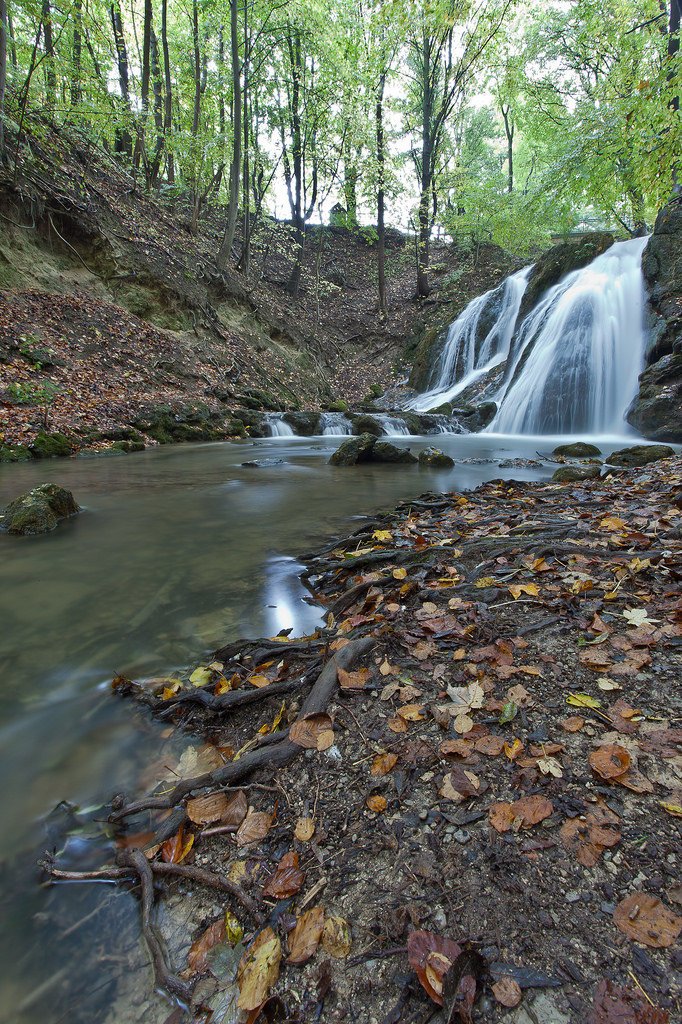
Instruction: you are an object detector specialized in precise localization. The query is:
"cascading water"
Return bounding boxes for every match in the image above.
[320,413,352,435]
[405,265,531,412]
[263,413,294,437]
[376,414,411,436]
[489,237,648,434]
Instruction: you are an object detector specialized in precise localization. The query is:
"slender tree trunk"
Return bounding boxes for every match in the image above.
[375,71,387,317]
[189,0,203,232]
[71,0,82,105]
[161,0,173,183]
[149,28,164,185]
[42,0,56,109]
[218,0,241,267]
[111,1,132,156]
[0,0,6,163]
[7,6,16,68]
[669,0,681,191]
[501,102,514,193]
[238,19,251,274]
[416,34,433,299]
[286,29,304,297]
[133,0,152,170]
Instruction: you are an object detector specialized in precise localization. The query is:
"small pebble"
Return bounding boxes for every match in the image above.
[453,829,471,844]
[565,891,581,904]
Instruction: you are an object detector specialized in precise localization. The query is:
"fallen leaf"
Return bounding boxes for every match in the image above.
[236,808,274,847]
[537,756,563,778]
[613,893,681,948]
[321,916,352,958]
[338,666,371,690]
[189,666,214,687]
[371,752,398,776]
[373,529,393,542]
[439,767,483,802]
[397,703,426,722]
[600,516,627,531]
[393,567,407,580]
[589,744,631,780]
[508,583,540,599]
[561,716,585,732]
[513,795,554,827]
[187,792,234,826]
[289,713,335,750]
[366,794,387,813]
[623,608,659,628]
[188,918,226,974]
[560,818,621,868]
[474,735,506,756]
[504,738,524,760]
[499,700,518,725]
[407,930,463,1006]
[287,906,325,964]
[567,692,602,709]
[492,976,523,1008]
[489,801,516,833]
[660,801,682,818]
[588,978,670,1024]
[161,827,194,864]
[237,927,282,1010]
[262,852,305,899]
[248,674,271,688]
[294,817,315,841]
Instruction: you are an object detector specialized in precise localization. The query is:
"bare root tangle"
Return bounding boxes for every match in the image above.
[110,636,376,822]
[119,850,194,1003]
[159,674,311,714]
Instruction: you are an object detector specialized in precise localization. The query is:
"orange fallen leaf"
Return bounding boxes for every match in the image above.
[262,851,305,900]
[366,794,387,813]
[188,918,226,974]
[289,713,335,750]
[338,666,371,690]
[397,703,426,721]
[492,976,522,1007]
[161,826,194,864]
[614,893,681,948]
[371,752,398,776]
[287,906,325,964]
[589,744,631,780]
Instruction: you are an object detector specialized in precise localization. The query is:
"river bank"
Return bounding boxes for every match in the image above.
[46,451,682,1023]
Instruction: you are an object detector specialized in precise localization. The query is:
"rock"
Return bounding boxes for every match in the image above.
[509,991,571,1024]
[455,401,497,431]
[408,326,442,391]
[326,399,348,412]
[371,441,418,464]
[234,388,285,412]
[607,444,675,467]
[329,433,377,466]
[0,442,31,462]
[132,402,224,443]
[29,431,74,458]
[111,439,146,453]
[350,414,383,436]
[552,442,602,458]
[283,411,321,436]
[552,465,601,482]
[419,446,455,468]
[2,483,80,535]
[241,458,286,468]
[516,233,615,326]
[235,410,268,438]
[627,353,682,442]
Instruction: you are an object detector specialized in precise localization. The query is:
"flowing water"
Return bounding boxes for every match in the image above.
[0,432,643,1022]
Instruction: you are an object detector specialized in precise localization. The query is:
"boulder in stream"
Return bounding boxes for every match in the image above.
[372,441,418,464]
[350,414,383,436]
[419,446,455,468]
[329,433,377,465]
[606,444,675,467]
[2,483,80,535]
[552,465,601,482]
[553,442,602,458]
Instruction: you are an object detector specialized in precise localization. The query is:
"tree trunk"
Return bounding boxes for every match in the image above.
[111,2,132,157]
[416,33,433,299]
[501,102,514,193]
[0,0,6,162]
[133,0,152,170]
[42,0,56,109]
[7,6,16,68]
[218,0,241,268]
[238,17,251,275]
[71,0,82,105]
[669,0,681,191]
[149,28,164,186]
[375,72,387,316]
[286,29,304,297]
[161,0,173,183]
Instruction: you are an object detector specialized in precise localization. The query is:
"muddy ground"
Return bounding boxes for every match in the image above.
[48,454,682,1024]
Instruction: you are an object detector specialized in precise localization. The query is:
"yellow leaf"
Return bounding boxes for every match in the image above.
[237,928,282,1010]
[224,910,243,945]
[189,666,213,687]
[660,801,682,818]
[508,583,540,599]
[248,674,271,688]
[294,817,315,841]
[567,692,602,709]
[600,516,627,531]
[321,916,352,958]
[373,529,393,542]
[475,576,496,588]
[393,567,407,580]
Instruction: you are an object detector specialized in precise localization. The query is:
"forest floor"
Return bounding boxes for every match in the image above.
[49,454,682,1024]
[0,118,519,452]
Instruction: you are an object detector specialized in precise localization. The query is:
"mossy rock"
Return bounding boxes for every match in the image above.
[517,232,615,325]
[30,431,74,458]
[427,402,453,416]
[371,441,418,464]
[350,414,383,436]
[606,444,675,467]
[2,483,80,535]
[419,447,455,468]
[326,399,349,413]
[132,403,221,443]
[552,465,601,482]
[283,412,321,436]
[329,433,377,466]
[111,439,146,453]
[553,442,602,458]
[0,442,31,462]
[409,326,442,391]
[235,389,285,412]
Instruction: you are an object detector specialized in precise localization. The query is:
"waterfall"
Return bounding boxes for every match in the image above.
[263,414,294,437]
[375,415,411,436]
[320,413,352,435]
[405,265,531,412]
[490,236,648,435]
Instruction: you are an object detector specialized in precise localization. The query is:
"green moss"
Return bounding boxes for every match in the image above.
[30,431,74,458]
[0,442,31,462]
[111,439,146,453]
[326,399,349,412]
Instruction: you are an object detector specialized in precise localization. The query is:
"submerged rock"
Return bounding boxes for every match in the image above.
[329,433,377,465]
[372,441,417,464]
[2,483,80,535]
[553,442,602,458]
[552,465,601,482]
[607,444,675,467]
[241,458,286,468]
[419,447,455,468]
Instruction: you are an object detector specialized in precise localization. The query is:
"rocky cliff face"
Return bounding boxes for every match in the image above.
[628,199,682,442]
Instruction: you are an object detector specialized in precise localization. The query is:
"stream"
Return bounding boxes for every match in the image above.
[0,430,642,1023]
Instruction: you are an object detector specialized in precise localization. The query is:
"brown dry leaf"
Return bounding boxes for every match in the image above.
[560,818,621,868]
[513,795,554,827]
[262,851,305,900]
[489,802,516,833]
[504,738,524,760]
[188,918,227,974]
[161,827,194,864]
[613,893,682,948]
[615,768,654,794]
[366,794,387,813]
[407,930,463,1006]
[398,703,426,721]
[248,674,271,688]
[236,808,274,847]
[439,767,483,803]
[371,752,398,777]
[287,906,325,964]
[440,738,476,759]
[475,735,506,756]
[187,792,233,826]
[294,817,315,841]
[321,916,352,958]
[338,666,371,690]
[237,927,282,1010]
[289,713,335,751]
[387,715,408,733]
[454,712,475,735]
[220,790,249,828]
[492,977,522,1008]
[561,716,585,732]
[601,516,627,531]
[589,744,631,780]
